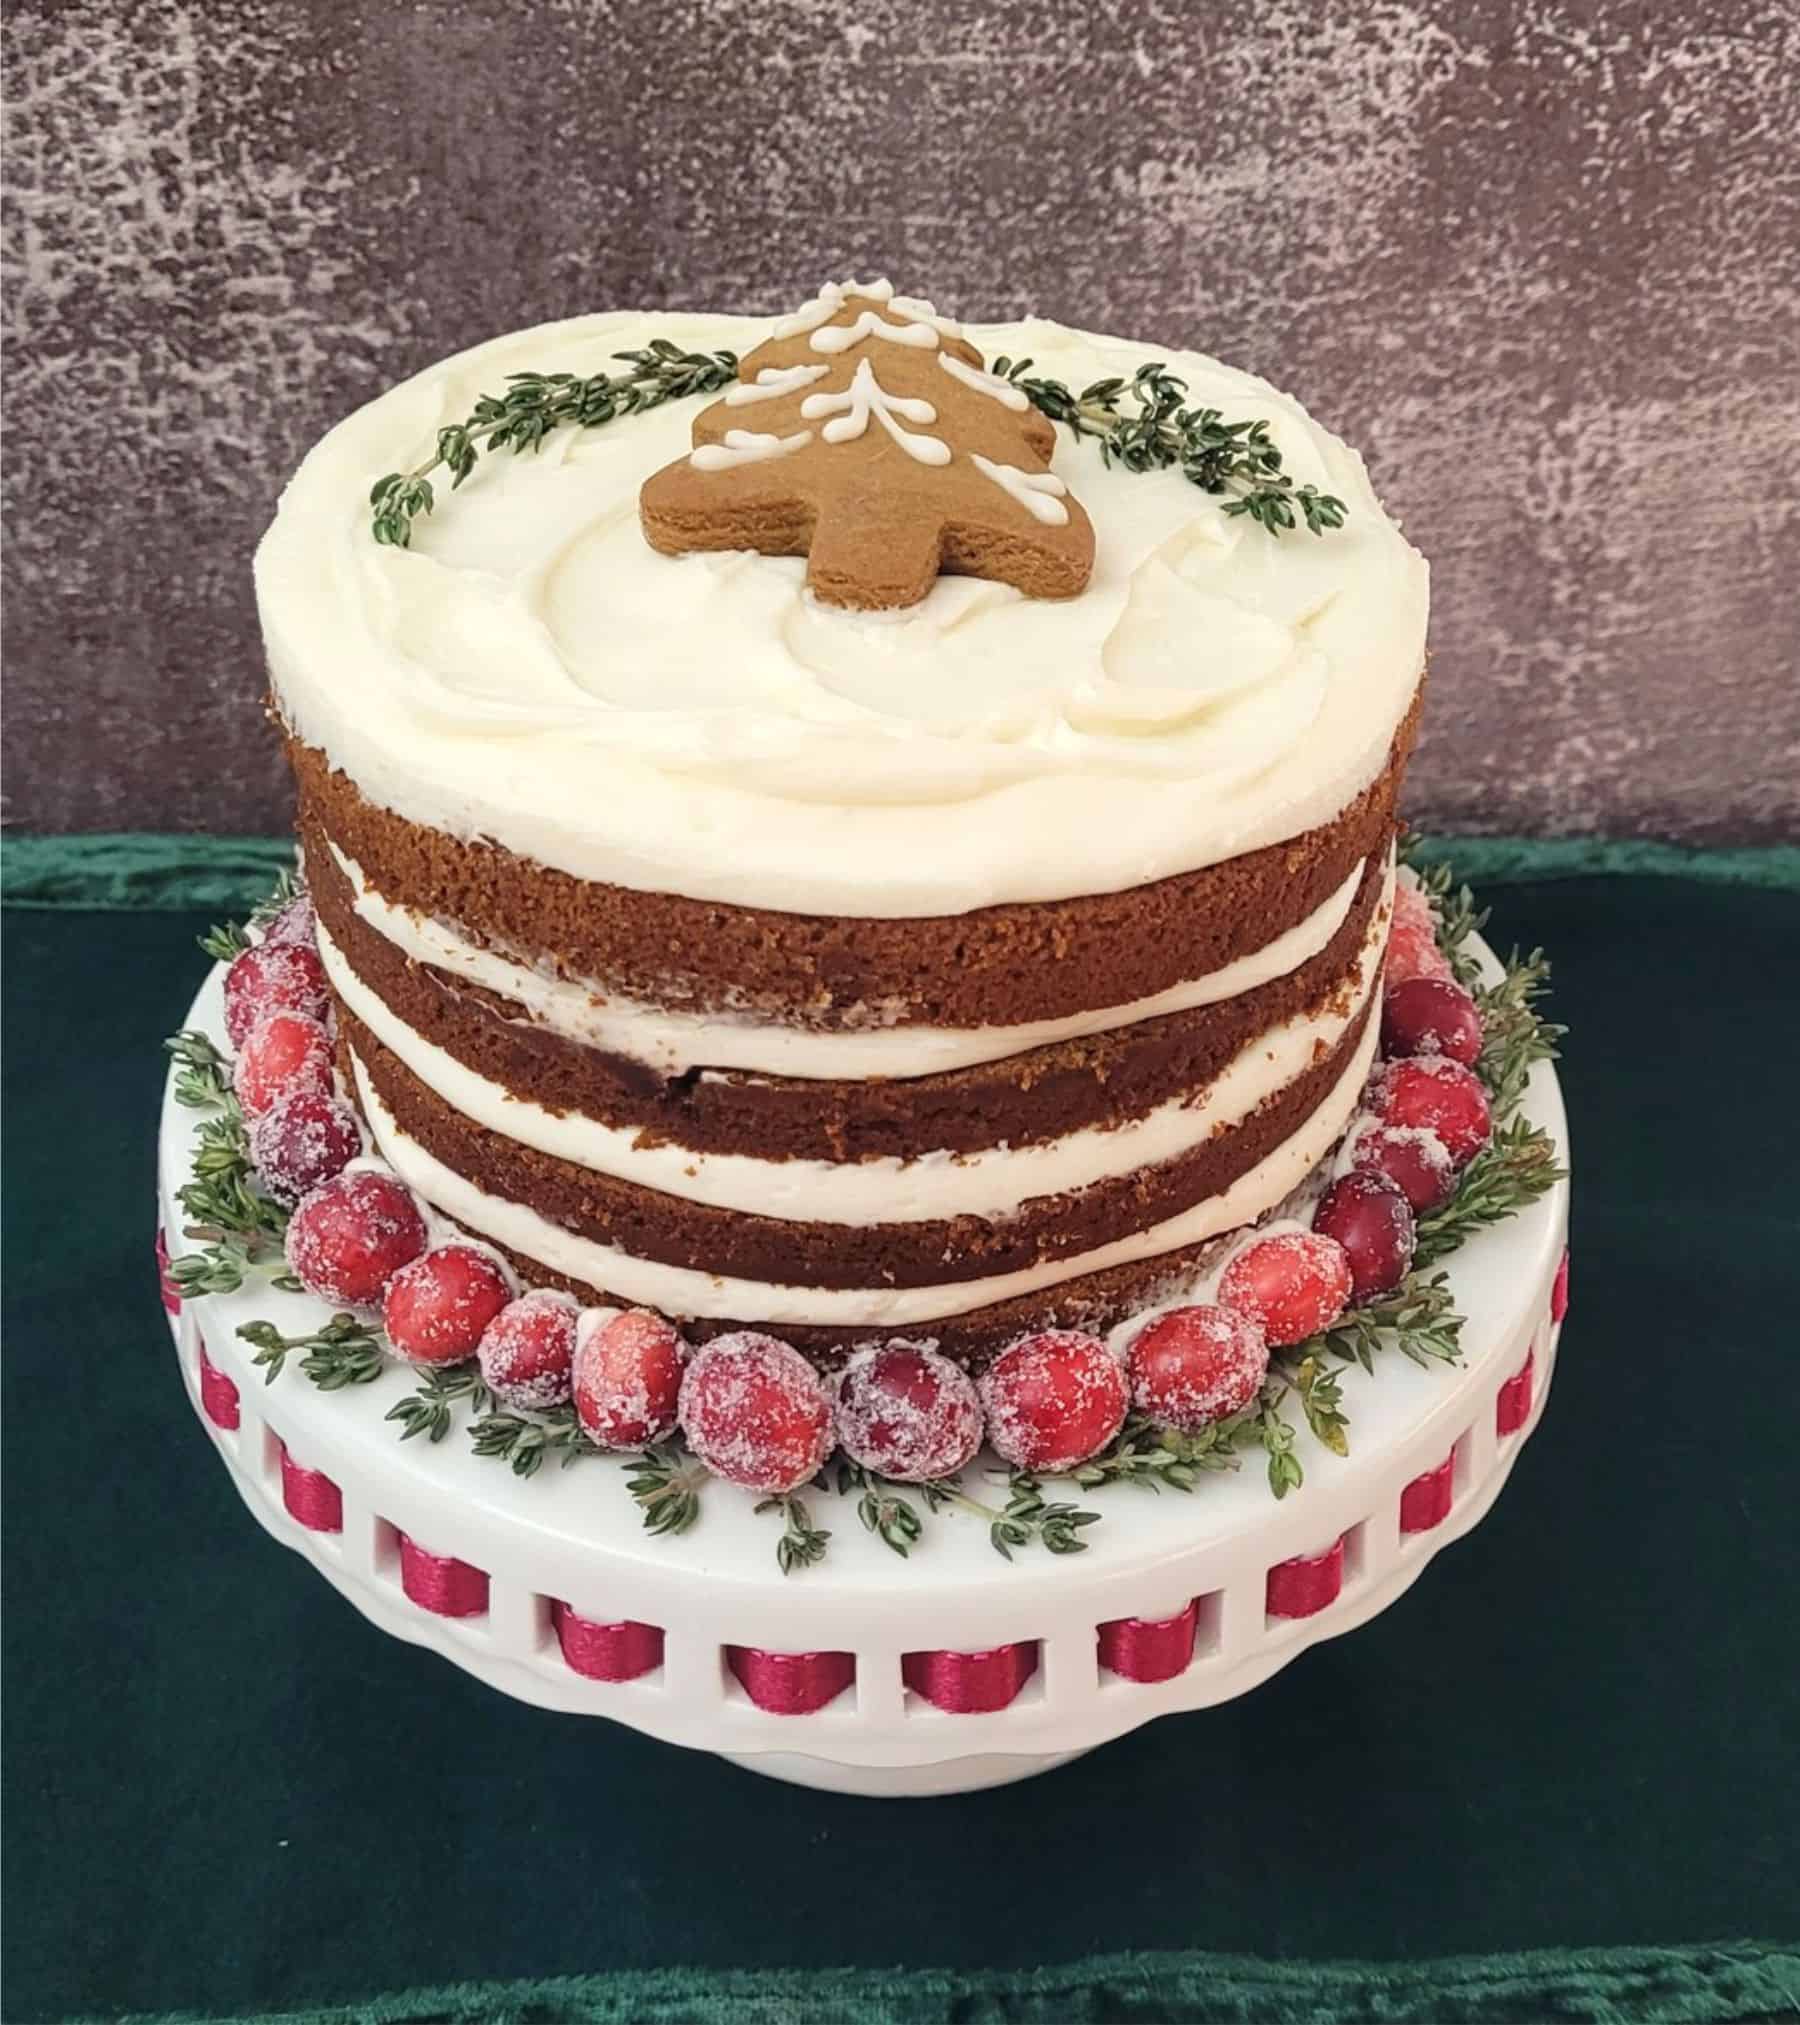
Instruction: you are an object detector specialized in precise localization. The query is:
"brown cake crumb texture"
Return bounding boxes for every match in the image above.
[286,681,1418,1030]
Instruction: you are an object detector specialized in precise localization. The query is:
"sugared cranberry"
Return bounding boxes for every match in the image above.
[1129,1305,1268,1430]
[1218,1232,1353,1347]
[248,1087,360,1205]
[382,1244,513,1365]
[1313,1171,1417,1301]
[234,1010,333,1119]
[1375,1057,1492,1167]
[478,1290,579,1410]
[978,1330,1127,1471]
[835,1341,983,1482]
[678,1332,830,1492]
[259,892,317,949]
[286,1167,428,1306]
[223,941,328,1049]
[1385,882,1454,989]
[1383,975,1483,1066]
[1346,1120,1458,1213]
[575,1309,687,1449]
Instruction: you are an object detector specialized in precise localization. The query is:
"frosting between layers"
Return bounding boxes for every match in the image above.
[348,1012,1380,1327]
[319,868,1387,1223]
[327,839,1370,1079]
[259,310,1427,916]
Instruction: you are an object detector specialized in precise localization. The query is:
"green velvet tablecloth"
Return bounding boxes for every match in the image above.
[3,842,1797,2024]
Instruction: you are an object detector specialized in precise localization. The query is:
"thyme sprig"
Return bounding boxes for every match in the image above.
[756,1493,832,1574]
[626,1446,707,1538]
[166,1036,291,1294]
[238,1313,385,1389]
[369,343,740,547]
[468,1402,593,1476]
[166,1029,232,1109]
[991,358,1348,536]
[1474,949,1565,1121]
[1415,1116,1567,1268]
[199,868,300,963]
[388,1364,495,1445]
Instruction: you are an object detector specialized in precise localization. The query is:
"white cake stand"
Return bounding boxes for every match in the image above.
[158,947,1568,1797]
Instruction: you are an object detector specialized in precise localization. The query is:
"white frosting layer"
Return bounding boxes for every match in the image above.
[260,310,1427,916]
[320,868,1386,1225]
[329,841,1373,1080]
[348,1012,1379,1327]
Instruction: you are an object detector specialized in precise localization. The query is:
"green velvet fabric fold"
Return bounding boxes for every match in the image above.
[91,1940,1800,2025]
[2,830,1797,910]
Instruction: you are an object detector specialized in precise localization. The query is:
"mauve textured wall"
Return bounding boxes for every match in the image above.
[4,0,1797,843]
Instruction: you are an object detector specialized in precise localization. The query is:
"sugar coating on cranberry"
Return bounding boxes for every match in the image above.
[234,1010,333,1119]
[1375,1056,1492,1167]
[258,892,317,949]
[285,1167,428,1307]
[835,1340,983,1482]
[478,1290,579,1409]
[1382,975,1484,1067]
[1312,1170,1417,1302]
[679,1332,831,1491]
[1346,1119,1458,1213]
[1385,882,1454,989]
[1218,1231,1354,1347]
[1129,1305,1268,1430]
[382,1243,513,1365]
[979,1330,1128,1471]
[249,1087,361,1206]
[574,1308,687,1449]
[223,941,329,1049]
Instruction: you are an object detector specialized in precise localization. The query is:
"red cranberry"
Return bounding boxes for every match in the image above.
[382,1244,513,1365]
[835,1341,983,1482]
[223,941,328,1049]
[1383,975,1483,1066]
[1385,883,1454,988]
[1129,1305,1268,1430]
[1376,1057,1492,1167]
[286,1167,428,1306]
[1313,1171,1417,1302]
[978,1330,1127,1471]
[248,1087,360,1205]
[678,1332,831,1492]
[575,1309,687,1449]
[478,1290,579,1409]
[1346,1120,1458,1213]
[259,892,317,949]
[1218,1231,1353,1347]
[234,1010,333,1119]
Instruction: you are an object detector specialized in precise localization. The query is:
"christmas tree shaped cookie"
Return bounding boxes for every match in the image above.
[639,280,1095,610]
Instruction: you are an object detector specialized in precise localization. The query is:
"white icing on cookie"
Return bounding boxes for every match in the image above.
[689,427,813,472]
[970,452,1070,525]
[770,278,895,339]
[801,359,951,466]
[938,352,1030,410]
[724,364,830,406]
[811,309,940,355]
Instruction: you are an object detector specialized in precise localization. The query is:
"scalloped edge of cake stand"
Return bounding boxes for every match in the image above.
[159,949,1568,1797]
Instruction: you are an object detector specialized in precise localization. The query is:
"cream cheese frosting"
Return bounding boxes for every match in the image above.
[259,306,1427,917]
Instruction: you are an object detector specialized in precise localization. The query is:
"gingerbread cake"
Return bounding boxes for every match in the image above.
[255,284,1428,1366]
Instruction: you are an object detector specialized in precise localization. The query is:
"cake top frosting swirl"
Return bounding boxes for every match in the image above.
[257,306,1427,917]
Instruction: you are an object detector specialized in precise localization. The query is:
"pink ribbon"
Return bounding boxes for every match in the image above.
[154,1228,181,1314]
[728,1645,855,1714]
[1098,1600,1200,1683]
[1266,1535,1345,1620]
[1552,1247,1571,1324]
[903,1641,1038,1713]
[196,1338,240,1431]
[1400,1451,1456,1534]
[279,1444,343,1532]
[397,1534,489,1617]
[1496,1349,1536,1436]
[552,1603,665,1682]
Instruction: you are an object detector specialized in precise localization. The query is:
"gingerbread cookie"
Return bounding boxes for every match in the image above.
[639,280,1095,610]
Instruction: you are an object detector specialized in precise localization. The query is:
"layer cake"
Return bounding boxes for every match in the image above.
[256,292,1428,1364]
